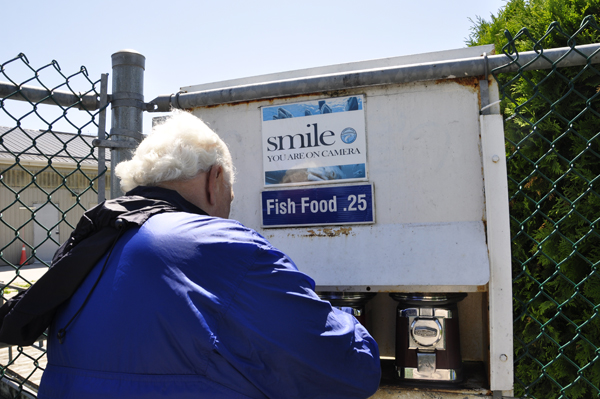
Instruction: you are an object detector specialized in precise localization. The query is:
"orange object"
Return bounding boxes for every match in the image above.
[19,244,27,265]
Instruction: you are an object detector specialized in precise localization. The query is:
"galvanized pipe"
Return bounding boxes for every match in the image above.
[149,43,600,111]
[0,81,100,110]
[110,50,145,199]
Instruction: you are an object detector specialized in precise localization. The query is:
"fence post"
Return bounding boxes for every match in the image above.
[110,50,145,199]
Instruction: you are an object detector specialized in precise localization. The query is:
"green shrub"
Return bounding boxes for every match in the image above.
[469,3,600,398]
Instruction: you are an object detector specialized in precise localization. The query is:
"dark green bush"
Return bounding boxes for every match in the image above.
[469,2,600,398]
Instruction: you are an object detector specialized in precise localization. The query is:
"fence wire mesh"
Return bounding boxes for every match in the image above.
[493,16,600,399]
[0,53,108,396]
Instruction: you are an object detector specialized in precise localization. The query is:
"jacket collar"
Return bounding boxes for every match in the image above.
[126,186,207,216]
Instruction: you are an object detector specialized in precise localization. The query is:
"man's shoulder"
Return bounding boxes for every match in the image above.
[140,212,286,271]
[144,212,272,249]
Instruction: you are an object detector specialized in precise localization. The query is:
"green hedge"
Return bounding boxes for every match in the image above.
[469,3,600,398]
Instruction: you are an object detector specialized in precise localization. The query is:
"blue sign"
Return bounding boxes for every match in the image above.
[262,184,375,228]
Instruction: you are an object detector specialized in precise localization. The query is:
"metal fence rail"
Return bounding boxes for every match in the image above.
[493,16,600,399]
[149,44,600,112]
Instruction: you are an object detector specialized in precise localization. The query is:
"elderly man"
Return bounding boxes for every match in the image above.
[34,111,380,398]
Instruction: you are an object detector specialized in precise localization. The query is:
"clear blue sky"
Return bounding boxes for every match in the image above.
[2,0,507,134]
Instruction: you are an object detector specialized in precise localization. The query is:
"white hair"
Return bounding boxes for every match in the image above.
[115,111,235,193]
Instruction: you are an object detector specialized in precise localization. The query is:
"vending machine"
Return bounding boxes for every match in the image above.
[168,44,513,398]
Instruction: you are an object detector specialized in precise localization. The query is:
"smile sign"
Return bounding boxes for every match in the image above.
[261,95,367,186]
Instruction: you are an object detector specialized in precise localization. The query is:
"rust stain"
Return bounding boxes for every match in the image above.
[304,227,354,237]
[200,97,279,109]
[435,76,480,90]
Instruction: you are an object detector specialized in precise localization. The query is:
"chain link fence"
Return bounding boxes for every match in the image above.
[492,16,600,399]
[0,53,109,396]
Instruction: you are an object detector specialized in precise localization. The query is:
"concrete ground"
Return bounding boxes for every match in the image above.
[0,345,46,389]
[0,263,48,395]
[0,264,49,290]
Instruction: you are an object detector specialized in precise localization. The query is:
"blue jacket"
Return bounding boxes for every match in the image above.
[38,210,381,398]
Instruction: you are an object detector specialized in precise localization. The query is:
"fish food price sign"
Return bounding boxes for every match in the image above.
[261,95,367,186]
[262,184,375,228]
[261,95,373,228]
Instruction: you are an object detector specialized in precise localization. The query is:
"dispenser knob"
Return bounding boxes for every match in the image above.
[410,318,443,347]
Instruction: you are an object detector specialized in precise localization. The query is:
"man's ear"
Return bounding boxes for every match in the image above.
[206,164,223,206]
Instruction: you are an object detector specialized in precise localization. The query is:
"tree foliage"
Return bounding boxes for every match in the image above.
[468,0,600,49]
[468,2,600,398]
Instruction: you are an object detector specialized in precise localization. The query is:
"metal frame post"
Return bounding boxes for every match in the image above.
[480,78,514,395]
[109,50,145,199]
